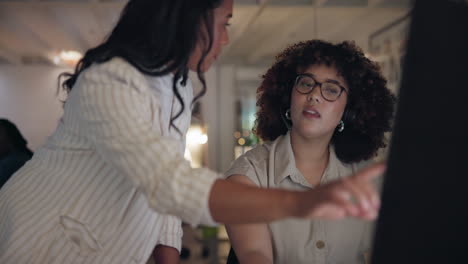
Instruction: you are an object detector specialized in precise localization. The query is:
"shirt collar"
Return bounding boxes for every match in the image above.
[272,131,342,187]
[272,132,297,185]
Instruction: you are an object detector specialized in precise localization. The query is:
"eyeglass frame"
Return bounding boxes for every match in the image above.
[293,73,348,102]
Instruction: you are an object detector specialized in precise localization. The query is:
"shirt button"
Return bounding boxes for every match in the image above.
[316,240,325,249]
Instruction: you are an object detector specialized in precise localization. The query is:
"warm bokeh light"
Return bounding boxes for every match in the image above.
[60,50,82,61]
[51,50,83,67]
[186,126,208,146]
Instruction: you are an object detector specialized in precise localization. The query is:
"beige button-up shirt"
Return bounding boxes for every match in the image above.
[225,132,373,264]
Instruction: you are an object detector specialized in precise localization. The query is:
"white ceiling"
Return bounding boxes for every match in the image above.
[0,0,412,66]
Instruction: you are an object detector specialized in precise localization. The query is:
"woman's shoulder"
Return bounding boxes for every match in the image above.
[86,57,140,75]
[244,142,272,159]
[230,142,270,170]
[224,142,272,185]
[226,140,274,170]
[241,133,291,162]
[79,57,149,92]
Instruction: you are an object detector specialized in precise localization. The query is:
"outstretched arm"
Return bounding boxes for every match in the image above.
[209,163,384,224]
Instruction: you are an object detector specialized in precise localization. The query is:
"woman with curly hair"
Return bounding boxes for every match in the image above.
[225,40,396,264]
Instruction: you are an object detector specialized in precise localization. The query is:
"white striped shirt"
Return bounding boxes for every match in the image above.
[0,58,219,264]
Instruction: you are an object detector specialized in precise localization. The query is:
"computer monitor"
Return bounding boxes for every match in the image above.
[371,0,468,263]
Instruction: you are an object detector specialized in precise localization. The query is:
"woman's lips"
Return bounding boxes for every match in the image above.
[302,108,321,119]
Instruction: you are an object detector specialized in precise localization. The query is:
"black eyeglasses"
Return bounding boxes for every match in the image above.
[294,74,348,102]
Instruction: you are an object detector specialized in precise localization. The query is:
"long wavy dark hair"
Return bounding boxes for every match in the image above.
[59,0,222,132]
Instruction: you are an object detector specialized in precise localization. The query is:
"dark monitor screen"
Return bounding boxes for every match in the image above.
[371,0,468,263]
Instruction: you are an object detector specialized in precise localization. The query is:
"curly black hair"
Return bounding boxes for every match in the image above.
[254,40,396,163]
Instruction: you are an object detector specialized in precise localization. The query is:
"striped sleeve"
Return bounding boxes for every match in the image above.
[75,60,220,227]
[156,215,183,252]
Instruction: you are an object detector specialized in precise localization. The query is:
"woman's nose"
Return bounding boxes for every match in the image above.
[307,84,321,102]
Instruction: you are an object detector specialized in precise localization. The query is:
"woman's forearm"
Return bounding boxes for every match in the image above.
[208,163,384,223]
[152,245,180,264]
[208,179,299,224]
[239,251,273,264]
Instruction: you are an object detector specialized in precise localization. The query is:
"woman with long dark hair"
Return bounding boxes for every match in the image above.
[0,1,383,263]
